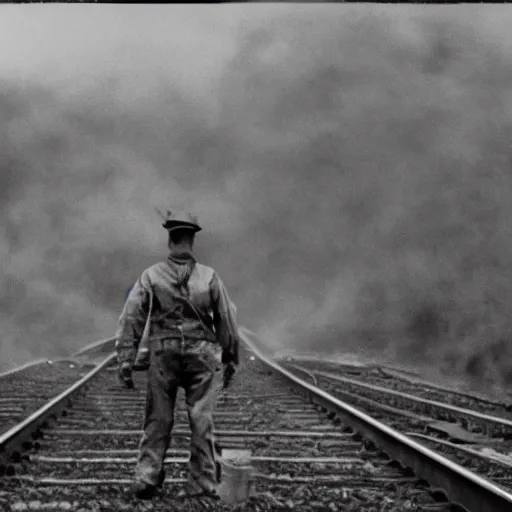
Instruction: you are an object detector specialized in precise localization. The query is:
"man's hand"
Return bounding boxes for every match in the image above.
[222,363,236,389]
[118,362,135,389]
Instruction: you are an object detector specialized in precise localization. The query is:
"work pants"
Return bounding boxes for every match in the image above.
[134,338,222,493]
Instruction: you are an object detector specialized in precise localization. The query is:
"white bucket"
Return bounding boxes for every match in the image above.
[216,449,254,505]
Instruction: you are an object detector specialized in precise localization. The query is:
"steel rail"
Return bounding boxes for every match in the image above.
[0,336,117,381]
[239,328,512,512]
[0,336,117,380]
[287,364,318,386]
[408,433,512,470]
[299,367,512,429]
[285,354,512,406]
[0,346,117,465]
[73,336,117,357]
[0,359,51,380]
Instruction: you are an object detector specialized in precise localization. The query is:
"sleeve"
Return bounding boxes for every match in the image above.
[115,272,152,368]
[210,272,240,366]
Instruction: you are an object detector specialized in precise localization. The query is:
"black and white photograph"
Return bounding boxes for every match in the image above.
[0,4,512,511]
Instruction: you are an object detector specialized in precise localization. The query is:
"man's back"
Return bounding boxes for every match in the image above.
[142,260,217,342]
[117,255,239,370]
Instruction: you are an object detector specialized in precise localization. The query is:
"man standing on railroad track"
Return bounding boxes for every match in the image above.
[115,210,240,500]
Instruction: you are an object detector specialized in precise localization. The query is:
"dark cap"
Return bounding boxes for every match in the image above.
[161,210,202,233]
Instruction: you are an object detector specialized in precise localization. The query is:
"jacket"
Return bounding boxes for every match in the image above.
[116,253,239,368]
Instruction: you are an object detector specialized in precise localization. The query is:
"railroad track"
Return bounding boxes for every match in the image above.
[0,333,511,511]
[280,358,512,418]
[278,355,512,495]
[0,359,100,440]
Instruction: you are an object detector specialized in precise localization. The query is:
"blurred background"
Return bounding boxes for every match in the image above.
[1,5,512,391]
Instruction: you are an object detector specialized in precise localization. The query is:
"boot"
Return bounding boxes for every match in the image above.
[132,470,165,499]
[132,481,159,500]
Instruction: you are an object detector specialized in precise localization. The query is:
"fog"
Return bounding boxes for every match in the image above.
[1,5,512,391]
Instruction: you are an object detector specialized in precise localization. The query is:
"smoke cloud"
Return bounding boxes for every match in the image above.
[1,6,512,391]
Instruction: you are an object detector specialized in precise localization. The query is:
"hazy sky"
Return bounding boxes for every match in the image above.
[1,5,511,82]
[2,4,512,388]
[0,6,256,86]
